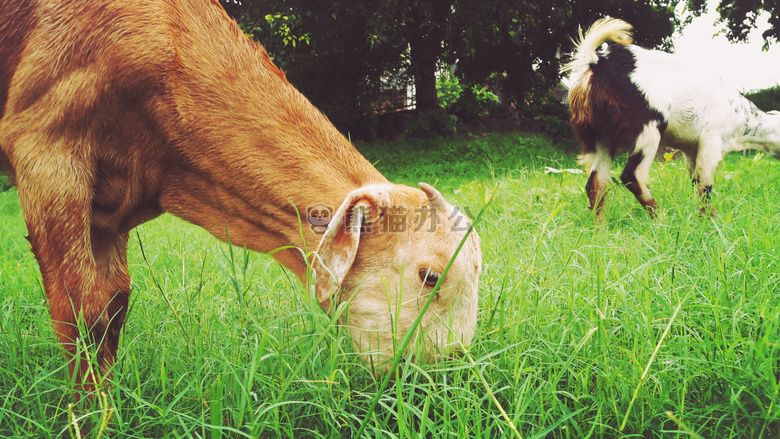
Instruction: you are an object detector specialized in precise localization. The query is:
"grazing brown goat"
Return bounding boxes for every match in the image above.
[0,0,482,392]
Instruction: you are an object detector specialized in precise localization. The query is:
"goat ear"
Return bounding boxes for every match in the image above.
[312,186,390,311]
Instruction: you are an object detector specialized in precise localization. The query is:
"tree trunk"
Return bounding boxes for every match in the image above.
[408,0,452,112]
[410,33,441,112]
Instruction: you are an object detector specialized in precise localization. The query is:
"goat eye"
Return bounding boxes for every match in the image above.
[419,268,441,288]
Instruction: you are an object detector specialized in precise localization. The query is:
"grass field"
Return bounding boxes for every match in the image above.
[1,132,779,438]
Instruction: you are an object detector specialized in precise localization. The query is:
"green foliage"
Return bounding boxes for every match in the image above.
[224,1,409,134]
[403,110,458,139]
[447,0,677,112]
[222,0,679,135]
[3,134,779,437]
[435,71,463,109]
[263,13,310,48]
[529,97,576,141]
[745,85,780,112]
[436,72,499,120]
[683,0,780,48]
[450,86,499,120]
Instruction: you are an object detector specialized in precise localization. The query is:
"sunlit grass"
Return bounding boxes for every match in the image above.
[1,133,779,438]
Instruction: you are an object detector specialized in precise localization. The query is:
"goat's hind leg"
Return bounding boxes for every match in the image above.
[689,139,721,215]
[621,122,662,217]
[583,141,613,222]
[15,151,129,396]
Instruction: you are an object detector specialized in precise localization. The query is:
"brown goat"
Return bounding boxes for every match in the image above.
[0,0,482,392]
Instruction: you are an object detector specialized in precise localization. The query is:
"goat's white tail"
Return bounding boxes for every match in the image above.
[561,18,633,77]
[562,18,633,127]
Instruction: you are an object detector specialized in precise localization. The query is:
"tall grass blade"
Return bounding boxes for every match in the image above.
[620,301,683,432]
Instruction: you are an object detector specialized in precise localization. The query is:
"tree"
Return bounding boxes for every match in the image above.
[222,0,462,130]
[222,0,408,134]
[341,0,457,112]
[221,0,681,134]
[684,0,780,48]
[386,0,454,111]
[447,0,679,115]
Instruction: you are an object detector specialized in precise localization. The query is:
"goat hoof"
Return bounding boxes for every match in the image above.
[699,206,718,217]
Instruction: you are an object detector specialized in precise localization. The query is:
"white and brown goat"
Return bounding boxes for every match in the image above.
[0,0,481,392]
[562,18,780,220]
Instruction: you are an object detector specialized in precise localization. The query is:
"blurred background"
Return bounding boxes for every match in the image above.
[218,0,780,141]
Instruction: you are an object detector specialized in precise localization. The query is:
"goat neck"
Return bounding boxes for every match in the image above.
[153,2,387,277]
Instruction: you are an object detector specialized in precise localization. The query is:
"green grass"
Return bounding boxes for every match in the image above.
[1,132,779,438]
